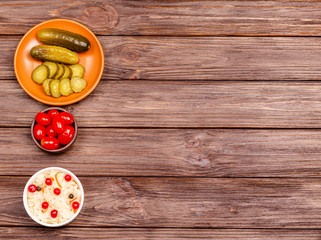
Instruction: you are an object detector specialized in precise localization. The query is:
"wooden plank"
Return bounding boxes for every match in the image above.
[2,228,321,239]
[2,1,321,36]
[3,80,321,128]
[3,177,321,228]
[5,36,321,80]
[103,36,321,80]
[3,128,321,177]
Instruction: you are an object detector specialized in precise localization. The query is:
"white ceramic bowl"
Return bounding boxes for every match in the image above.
[23,167,84,227]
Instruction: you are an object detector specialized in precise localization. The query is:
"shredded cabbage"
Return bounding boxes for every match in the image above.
[27,170,81,224]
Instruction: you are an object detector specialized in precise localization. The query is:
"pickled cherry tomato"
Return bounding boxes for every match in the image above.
[47,109,59,119]
[46,125,57,138]
[59,112,74,125]
[65,174,72,181]
[33,124,46,140]
[54,188,61,195]
[52,116,65,134]
[42,202,49,209]
[45,178,52,185]
[28,184,37,192]
[72,201,80,209]
[58,125,75,145]
[41,137,59,150]
[35,112,51,126]
[51,210,58,218]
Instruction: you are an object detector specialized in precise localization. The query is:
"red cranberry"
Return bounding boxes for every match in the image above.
[28,184,37,193]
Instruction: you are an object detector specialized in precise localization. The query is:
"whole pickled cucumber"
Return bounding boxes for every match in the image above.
[37,28,90,52]
[30,45,79,65]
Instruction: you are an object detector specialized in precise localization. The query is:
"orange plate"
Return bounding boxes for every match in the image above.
[14,19,104,106]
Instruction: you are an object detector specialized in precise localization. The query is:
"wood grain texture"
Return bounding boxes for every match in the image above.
[3,128,321,177]
[3,80,321,128]
[6,36,321,80]
[2,0,321,36]
[2,228,321,240]
[3,177,321,228]
[103,37,321,80]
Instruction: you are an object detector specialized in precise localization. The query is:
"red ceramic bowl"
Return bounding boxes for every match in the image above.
[31,107,78,153]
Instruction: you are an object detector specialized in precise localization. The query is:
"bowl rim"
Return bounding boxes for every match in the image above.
[31,107,78,153]
[14,18,104,106]
[23,167,84,227]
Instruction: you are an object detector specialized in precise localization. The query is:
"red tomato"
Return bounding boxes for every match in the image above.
[47,109,59,119]
[46,125,57,138]
[52,116,65,134]
[35,112,51,126]
[59,112,74,125]
[33,124,46,140]
[58,125,75,145]
[41,137,59,150]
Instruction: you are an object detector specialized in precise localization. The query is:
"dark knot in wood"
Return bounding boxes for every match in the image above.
[121,47,140,62]
[51,3,119,31]
[186,138,200,148]
[188,154,211,168]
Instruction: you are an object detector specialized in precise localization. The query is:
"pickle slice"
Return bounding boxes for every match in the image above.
[54,64,65,79]
[61,65,72,79]
[50,80,61,98]
[71,77,87,93]
[32,65,49,84]
[69,64,85,78]
[42,62,58,79]
[42,79,53,96]
[60,78,73,96]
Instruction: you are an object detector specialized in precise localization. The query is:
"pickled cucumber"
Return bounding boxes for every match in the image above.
[50,80,61,98]
[37,28,90,52]
[42,79,52,96]
[30,45,79,65]
[61,65,72,79]
[71,77,87,92]
[31,65,49,84]
[42,62,58,79]
[54,64,65,79]
[69,64,85,78]
[60,78,73,96]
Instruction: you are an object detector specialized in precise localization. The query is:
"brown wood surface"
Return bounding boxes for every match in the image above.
[3,80,321,128]
[2,228,321,240]
[3,128,321,177]
[5,36,321,80]
[2,177,321,228]
[3,0,321,238]
[2,0,321,36]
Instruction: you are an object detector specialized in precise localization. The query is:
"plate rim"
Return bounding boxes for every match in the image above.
[14,18,105,106]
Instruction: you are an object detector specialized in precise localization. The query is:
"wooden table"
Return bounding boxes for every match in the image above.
[2,0,321,239]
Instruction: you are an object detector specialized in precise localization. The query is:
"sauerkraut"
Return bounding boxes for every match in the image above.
[27,169,81,224]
